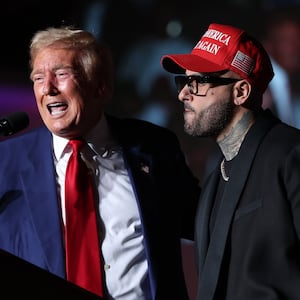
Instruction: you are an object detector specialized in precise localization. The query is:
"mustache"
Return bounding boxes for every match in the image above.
[184,103,195,112]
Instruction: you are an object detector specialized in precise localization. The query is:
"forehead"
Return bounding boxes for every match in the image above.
[32,47,77,69]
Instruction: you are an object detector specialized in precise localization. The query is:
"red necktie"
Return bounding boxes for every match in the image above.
[64,139,104,297]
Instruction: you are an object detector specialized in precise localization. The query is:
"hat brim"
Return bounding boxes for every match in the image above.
[161,54,227,74]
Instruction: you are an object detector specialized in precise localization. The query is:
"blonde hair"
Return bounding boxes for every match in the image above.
[29,26,113,98]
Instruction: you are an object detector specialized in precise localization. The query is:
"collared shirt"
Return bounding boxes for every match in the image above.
[53,115,151,299]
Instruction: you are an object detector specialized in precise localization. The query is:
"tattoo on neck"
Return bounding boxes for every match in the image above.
[219,111,255,160]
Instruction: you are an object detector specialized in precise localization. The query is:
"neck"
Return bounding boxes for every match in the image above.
[218,110,255,161]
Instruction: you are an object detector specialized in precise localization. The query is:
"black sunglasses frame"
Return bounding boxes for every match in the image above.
[174,75,240,95]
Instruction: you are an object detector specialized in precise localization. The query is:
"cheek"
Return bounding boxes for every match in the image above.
[33,86,44,106]
[207,88,217,96]
[58,80,72,91]
[33,82,42,96]
[209,86,232,100]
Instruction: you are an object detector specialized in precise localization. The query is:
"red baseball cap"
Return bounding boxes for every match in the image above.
[161,23,274,93]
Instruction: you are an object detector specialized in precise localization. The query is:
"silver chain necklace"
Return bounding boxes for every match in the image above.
[220,158,229,181]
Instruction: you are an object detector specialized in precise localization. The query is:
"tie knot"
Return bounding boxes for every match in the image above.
[68,139,85,152]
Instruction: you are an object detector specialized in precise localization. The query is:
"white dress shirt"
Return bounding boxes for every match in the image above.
[53,115,151,299]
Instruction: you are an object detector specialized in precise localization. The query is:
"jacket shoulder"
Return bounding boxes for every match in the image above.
[106,114,180,146]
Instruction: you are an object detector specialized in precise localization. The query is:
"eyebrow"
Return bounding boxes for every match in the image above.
[30,66,76,78]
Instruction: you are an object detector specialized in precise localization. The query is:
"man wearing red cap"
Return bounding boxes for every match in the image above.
[161,23,300,300]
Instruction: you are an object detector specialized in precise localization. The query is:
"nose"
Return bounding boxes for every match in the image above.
[42,77,59,96]
[178,87,190,103]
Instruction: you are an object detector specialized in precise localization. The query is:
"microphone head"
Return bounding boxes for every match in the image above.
[0,111,30,136]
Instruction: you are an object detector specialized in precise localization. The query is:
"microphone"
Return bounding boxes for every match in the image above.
[0,111,30,136]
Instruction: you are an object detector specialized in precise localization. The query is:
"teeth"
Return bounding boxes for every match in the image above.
[51,110,65,116]
[48,102,64,107]
[47,102,67,115]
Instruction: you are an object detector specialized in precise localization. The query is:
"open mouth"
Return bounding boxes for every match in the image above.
[47,102,68,116]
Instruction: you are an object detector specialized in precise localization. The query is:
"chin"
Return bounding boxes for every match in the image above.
[184,113,194,125]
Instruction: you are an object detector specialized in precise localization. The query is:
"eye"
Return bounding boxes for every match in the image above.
[32,74,45,84]
[55,69,72,79]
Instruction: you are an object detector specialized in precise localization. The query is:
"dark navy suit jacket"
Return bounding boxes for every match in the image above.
[0,114,200,300]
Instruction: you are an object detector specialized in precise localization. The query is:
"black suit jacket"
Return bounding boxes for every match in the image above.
[0,114,200,300]
[195,109,300,300]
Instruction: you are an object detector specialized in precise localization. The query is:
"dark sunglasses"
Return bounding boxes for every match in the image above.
[174,75,240,96]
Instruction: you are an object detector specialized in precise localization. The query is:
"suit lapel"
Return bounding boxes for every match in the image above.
[21,128,66,277]
[195,169,219,272]
[197,111,279,300]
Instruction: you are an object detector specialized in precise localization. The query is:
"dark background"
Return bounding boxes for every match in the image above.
[1,0,299,180]
[1,1,300,299]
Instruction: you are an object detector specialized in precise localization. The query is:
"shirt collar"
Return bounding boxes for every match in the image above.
[52,114,118,161]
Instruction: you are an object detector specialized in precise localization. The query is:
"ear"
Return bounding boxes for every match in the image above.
[233,80,251,106]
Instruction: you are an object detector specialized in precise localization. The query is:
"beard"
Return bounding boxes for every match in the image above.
[183,96,236,137]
